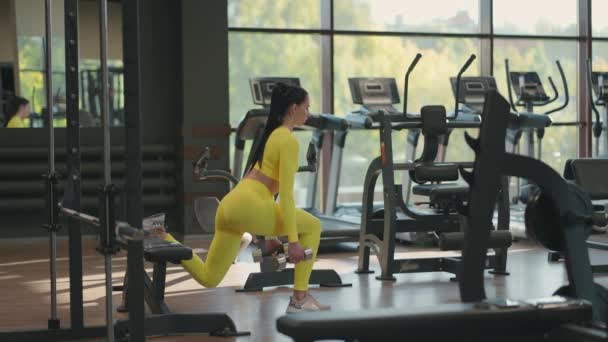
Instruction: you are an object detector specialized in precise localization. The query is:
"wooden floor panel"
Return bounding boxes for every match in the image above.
[0,236,605,341]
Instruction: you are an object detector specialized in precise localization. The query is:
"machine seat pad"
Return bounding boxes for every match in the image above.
[143,239,193,264]
[412,183,469,202]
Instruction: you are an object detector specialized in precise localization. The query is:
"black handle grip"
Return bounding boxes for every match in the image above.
[403,53,423,116]
[454,54,476,119]
[545,60,569,115]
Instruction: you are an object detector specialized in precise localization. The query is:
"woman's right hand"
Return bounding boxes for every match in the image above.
[287,241,306,263]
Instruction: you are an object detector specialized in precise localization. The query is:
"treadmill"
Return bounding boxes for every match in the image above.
[324,78,404,219]
[232,77,361,247]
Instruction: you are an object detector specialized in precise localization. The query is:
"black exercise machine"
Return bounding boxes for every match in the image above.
[504,59,568,206]
[353,54,511,281]
[276,90,608,342]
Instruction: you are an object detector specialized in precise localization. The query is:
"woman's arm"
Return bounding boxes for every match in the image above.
[278,135,300,243]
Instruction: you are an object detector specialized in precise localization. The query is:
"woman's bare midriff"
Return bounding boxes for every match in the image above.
[244,169,279,195]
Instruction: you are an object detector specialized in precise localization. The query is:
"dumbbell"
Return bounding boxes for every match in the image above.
[252,243,313,272]
[252,243,313,262]
[282,243,314,262]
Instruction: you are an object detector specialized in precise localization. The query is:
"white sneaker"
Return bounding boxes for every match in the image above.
[286,294,331,313]
[234,233,253,263]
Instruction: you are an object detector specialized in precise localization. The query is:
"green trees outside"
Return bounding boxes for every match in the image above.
[228,0,582,204]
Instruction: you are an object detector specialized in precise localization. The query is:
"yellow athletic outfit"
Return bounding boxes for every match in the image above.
[6,116,27,128]
[165,126,321,290]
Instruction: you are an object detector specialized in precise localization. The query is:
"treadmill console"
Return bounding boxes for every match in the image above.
[509,72,550,103]
[249,77,301,107]
[591,72,608,102]
[348,77,400,114]
[450,76,497,115]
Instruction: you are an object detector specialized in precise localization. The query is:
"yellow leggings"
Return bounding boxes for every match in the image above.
[165,178,321,291]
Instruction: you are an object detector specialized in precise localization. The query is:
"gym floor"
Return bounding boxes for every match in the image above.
[1,237,607,342]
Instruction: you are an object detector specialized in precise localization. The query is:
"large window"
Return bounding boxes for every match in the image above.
[493,0,578,36]
[228,0,321,29]
[228,33,322,126]
[229,0,593,209]
[333,35,479,199]
[493,0,581,192]
[493,39,577,122]
[334,0,479,33]
[592,0,608,37]
[227,30,322,205]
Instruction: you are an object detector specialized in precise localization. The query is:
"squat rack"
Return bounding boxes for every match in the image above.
[0,0,146,340]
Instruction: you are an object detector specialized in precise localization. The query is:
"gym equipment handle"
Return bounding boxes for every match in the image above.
[304,114,348,131]
[545,60,569,115]
[403,53,422,117]
[439,231,512,251]
[59,204,147,242]
[454,54,476,120]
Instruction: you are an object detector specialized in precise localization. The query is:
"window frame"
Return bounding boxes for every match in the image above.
[228,0,596,206]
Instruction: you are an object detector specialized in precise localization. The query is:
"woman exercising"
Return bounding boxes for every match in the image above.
[154,83,328,313]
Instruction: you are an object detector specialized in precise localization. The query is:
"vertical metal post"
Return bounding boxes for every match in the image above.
[98,0,114,340]
[479,0,493,76]
[578,0,592,158]
[325,130,346,214]
[44,0,59,329]
[378,115,397,281]
[305,131,323,209]
[402,130,419,205]
[320,0,334,211]
[603,107,608,156]
[122,0,145,339]
[64,0,83,330]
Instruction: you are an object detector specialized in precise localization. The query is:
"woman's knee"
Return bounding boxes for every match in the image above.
[201,276,222,289]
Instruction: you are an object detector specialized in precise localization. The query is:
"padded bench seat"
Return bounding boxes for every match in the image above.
[277,298,591,342]
[143,239,193,264]
[412,183,469,203]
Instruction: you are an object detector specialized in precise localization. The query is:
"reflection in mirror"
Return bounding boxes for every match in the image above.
[1,0,123,129]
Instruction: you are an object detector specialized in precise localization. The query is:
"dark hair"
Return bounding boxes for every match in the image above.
[246,83,308,174]
[4,96,29,127]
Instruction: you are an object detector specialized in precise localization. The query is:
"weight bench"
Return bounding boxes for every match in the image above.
[115,237,249,337]
[117,238,191,314]
[276,297,591,342]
